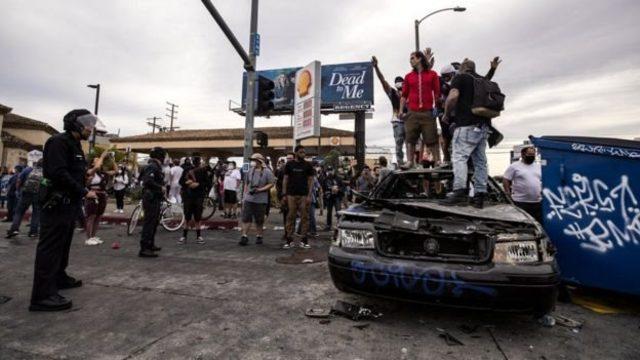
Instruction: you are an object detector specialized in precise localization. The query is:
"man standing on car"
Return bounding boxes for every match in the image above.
[372,56,407,165]
[239,153,275,246]
[282,145,314,248]
[503,146,542,223]
[30,109,98,312]
[441,60,491,209]
[138,147,166,258]
[399,51,440,169]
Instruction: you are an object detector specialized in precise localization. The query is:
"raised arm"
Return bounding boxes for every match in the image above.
[371,56,391,93]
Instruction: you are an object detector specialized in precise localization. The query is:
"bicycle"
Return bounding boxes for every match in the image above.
[127,197,185,235]
[201,196,217,220]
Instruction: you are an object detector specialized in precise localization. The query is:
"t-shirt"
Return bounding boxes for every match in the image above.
[450,73,490,127]
[170,166,183,187]
[402,70,440,112]
[284,160,315,196]
[183,166,210,199]
[386,88,407,122]
[162,165,172,186]
[503,161,542,203]
[243,167,275,204]
[223,169,241,191]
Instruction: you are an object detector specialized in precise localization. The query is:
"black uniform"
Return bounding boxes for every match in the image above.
[31,132,88,303]
[140,160,164,251]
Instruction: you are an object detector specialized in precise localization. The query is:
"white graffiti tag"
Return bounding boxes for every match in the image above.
[543,174,640,254]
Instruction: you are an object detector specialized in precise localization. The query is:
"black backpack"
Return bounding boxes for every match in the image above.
[471,76,505,118]
[22,168,43,194]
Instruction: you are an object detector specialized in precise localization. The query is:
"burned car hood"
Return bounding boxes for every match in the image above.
[342,200,534,224]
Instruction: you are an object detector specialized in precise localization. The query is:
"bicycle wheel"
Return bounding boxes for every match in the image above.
[201,197,216,220]
[161,203,185,231]
[127,204,143,235]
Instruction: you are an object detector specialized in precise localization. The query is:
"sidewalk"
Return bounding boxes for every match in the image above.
[0,200,238,229]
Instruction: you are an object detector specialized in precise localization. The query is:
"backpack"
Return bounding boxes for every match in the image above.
[22,168,43,194]
[471,76,505,118]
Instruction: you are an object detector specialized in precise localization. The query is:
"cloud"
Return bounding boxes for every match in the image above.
[0,0,639,147]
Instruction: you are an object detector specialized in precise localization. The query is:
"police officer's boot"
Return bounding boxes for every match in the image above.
[138,249,158,258]
[471,192,487,209]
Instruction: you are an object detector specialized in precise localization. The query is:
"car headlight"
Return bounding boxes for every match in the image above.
[493,241,539,264]
[337,229,375,249]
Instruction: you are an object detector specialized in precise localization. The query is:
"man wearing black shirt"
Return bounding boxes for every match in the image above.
[441,60,492,209]
[372,56,406,165]
[282,146,314,248]
[179,156,209,245]
[30,109,98,311]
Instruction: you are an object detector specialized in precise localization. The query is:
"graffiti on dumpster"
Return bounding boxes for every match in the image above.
[571,143,640,159]
[349,260,497,298]
[543,174,640,254]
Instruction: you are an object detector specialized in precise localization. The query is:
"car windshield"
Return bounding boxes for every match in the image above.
[373,170,508,204]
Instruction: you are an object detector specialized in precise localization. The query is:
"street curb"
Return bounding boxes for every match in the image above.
[0,210,238,230]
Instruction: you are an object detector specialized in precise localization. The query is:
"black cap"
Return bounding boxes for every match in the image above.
[394,76,404,83]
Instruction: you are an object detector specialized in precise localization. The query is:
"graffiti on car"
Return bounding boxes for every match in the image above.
[349,260,497,298]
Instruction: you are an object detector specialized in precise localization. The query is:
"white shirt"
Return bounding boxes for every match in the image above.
[223,169,241,191]
[503,160,542,203]
[162,165,172,186]
[170,166,183,187]
[114,173,129,191]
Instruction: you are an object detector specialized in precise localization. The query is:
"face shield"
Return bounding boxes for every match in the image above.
[76,113,99,133]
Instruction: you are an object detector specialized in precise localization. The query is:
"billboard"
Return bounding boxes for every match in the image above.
[242,61,373,113]
[294,61,321,140]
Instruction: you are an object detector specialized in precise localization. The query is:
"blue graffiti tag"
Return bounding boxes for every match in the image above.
[350,260,497,298]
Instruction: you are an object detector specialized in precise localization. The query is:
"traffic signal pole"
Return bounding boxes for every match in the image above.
[244,0,259,167]
[201,0,258,166]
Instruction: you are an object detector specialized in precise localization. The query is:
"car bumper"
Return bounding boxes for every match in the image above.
[328,246,560,313]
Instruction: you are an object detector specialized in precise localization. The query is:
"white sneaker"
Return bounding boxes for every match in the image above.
[94,237,104,244]
[177,237,186,245]
[196,236,205,245]
[85,237,100,246]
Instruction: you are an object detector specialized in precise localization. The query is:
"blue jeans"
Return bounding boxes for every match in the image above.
[325,196,341,228]
[392,122,405,164]
[452,125,489,193]
[10,191,40,234]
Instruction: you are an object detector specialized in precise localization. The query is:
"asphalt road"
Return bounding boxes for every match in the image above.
[0,213,638,360]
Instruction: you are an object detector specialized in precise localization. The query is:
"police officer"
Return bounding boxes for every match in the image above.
[139,147,166,258]
[29,109,98,312]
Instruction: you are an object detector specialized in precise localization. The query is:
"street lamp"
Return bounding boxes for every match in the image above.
[415,6,466,52]
[87,83,100,154]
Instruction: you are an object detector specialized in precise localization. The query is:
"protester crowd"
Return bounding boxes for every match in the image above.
[6,46,548,312]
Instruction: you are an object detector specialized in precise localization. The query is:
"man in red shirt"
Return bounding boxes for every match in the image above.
[399,51,440,168]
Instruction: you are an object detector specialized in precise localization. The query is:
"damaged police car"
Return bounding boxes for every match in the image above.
[328,168,559,314]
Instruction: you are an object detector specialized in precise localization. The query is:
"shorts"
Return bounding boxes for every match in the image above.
[224,190,238,204]
[84,192,107,217]
[241,201,267,225]
[404,111,437,145]
[183,196,204,221]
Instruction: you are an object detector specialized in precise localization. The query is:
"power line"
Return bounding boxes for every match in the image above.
[166,101,179,131]
[146,116,163,134]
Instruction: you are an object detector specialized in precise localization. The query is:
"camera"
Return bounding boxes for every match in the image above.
[248,186,257,195]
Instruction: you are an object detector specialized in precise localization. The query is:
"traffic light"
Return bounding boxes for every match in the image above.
[256,76,275,115]
[254,131,268,149]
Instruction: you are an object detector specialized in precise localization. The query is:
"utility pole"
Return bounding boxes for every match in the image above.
[87,83,100,154]
[165,102,178,131]
[201,0,258,168]
[146,116,162,134]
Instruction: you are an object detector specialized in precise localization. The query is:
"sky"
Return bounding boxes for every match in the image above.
[2,0,640,152]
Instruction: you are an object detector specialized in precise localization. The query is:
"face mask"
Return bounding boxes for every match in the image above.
[250,161,257,168]
[523,155,535,164]
[395,82,403,90]
[228,165,235,170]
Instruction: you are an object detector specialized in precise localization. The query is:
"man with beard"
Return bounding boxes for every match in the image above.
[29,109,98,311]
[399,51,440,169]
[503,146,542,223]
